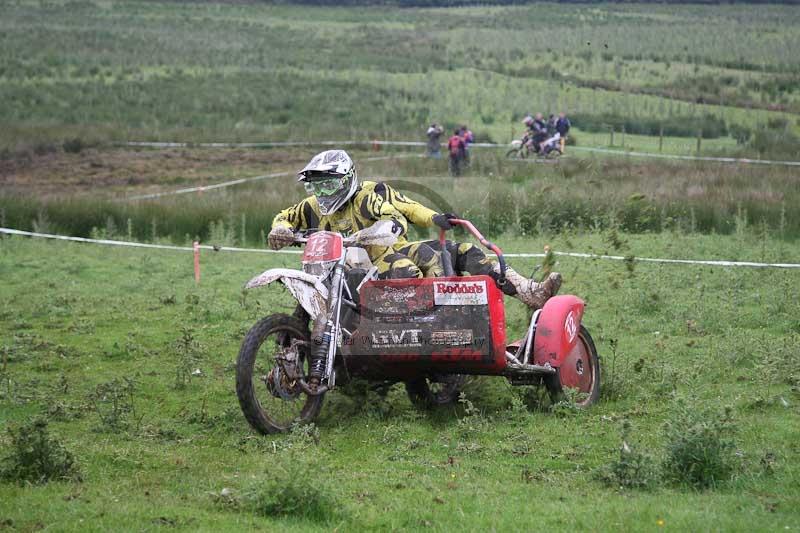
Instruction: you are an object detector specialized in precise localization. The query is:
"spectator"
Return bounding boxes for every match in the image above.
[447,129,466,177]
[459,125,474,166]
[556,112,571,152]
[426,123,444,159]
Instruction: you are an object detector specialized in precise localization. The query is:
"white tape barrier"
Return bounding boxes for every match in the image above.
[568,145,800,167]
[125,139,800,167]
[499,251,800,269]
[125,170,291,201]
[3,227,800,269]
[124,153,423,200]
[0,227,295,254]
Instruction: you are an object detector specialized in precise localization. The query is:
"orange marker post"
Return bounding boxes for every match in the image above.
[193,241,201,284]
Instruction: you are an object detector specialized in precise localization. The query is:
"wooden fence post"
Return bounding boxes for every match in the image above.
[609,126,614,147]
[621,125,626,149]
[696,129,702,154]
[193,241,201,284]
[659,125,664,152]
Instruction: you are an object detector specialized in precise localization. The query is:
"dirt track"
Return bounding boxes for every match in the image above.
[0,147,311,198]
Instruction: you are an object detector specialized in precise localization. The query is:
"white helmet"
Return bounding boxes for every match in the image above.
[297,150,359,215]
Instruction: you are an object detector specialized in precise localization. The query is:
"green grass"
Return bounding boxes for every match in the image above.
[1,232,798,530]
[2,1,799,157]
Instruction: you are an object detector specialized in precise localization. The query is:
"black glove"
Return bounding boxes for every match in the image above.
[432,213,458,231]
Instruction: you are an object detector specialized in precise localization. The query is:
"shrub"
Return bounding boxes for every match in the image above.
[240,425,339,522]
[662,401,737,489]
[87,377,138,431]
[242,469,337,522]
[0,418,81,484]
[596,421,658,490]
[728,123,752,145]
[748,128,800,159]
[62,138,84,154]
[32,142,57,156]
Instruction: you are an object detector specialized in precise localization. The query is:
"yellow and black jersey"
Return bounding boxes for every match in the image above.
[272,181,438,241]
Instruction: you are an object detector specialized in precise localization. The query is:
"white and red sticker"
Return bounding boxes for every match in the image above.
[564,310,578,343]
[433,281,488,306]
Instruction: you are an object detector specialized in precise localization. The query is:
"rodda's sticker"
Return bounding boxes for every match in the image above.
[433,281,488,305]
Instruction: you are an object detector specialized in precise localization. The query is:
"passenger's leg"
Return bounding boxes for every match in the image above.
[394,242,443,278]
[373,249,424,280]
[423,240,561,310]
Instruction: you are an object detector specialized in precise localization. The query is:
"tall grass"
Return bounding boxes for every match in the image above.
[3,154,798,242]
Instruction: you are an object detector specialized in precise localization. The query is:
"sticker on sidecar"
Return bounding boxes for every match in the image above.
[431,329,473,346]
[433,281,488,305]
[371,329,423,348]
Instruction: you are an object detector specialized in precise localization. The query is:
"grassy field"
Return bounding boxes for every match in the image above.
[2,1,800,529]
[2,1,799,157]
[1,231,798,530]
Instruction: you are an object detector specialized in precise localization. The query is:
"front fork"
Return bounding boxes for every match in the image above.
[304,257,346,394]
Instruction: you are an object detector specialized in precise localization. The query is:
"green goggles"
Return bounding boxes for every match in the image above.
[304,177,346,197]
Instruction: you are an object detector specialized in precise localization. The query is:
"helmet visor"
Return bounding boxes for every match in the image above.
[304,176,346,197]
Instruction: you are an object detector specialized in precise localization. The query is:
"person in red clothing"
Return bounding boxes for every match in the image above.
[447,129,466,176]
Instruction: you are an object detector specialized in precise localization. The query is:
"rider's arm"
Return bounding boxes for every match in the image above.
[360,191,409,236]
[271,196,320,231]
[374,182,438,228]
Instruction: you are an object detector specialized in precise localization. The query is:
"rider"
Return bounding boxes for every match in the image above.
[268,150,441,280]
[523,113,547,152]
[531,113,548,151]
[268,150,561,309]
[540,114,562,154]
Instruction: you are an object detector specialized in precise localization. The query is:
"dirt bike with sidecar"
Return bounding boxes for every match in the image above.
[236,219,600,434]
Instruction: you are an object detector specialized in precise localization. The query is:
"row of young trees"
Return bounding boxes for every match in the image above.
[278,0,798,5]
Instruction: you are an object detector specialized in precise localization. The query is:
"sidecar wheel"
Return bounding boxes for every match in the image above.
[406,375,466,409]
[236,314,324,434]
[544,325,600,407]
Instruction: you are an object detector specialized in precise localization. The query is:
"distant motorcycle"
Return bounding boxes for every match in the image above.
[506,133,562,159]
[236,219,599,434]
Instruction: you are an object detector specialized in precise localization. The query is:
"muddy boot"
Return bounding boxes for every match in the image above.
[494,265,562,310]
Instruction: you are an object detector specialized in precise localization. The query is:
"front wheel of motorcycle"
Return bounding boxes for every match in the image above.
[236,313,324,434]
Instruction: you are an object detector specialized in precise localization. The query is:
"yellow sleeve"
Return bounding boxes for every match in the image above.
[272,196,321,231]
[356,190,409,237]
[374,182,437,228]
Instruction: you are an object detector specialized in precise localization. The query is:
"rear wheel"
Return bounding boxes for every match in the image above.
[545,147,562,159]
[506,147,523,159]
[236,314,324,434]
[406,375,466,409]
[544,325,600,407]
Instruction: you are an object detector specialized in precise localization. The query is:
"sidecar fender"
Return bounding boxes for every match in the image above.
[245,268,329,319]
[532,295,585,368]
